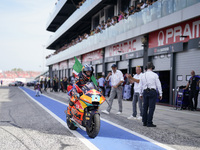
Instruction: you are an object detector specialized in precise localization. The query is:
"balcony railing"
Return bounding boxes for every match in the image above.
[46,0,200,65]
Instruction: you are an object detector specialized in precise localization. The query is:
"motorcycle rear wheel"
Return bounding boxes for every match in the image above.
[66,114,77,130]
[86,114,100,138]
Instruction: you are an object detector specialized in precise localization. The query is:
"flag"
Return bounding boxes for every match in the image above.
[73,57,82,76]
[73,56,98,86]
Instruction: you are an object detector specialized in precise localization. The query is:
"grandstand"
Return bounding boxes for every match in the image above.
[0,71,41,85]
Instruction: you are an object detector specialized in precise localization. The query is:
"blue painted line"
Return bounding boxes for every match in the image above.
[21,87,166,150]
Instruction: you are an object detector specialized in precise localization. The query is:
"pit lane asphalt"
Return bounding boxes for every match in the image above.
[1,86,200,150]
[0,86,89,150]
[33,87,200,150]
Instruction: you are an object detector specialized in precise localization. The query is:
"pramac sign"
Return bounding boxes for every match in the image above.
[105,36,143,57]
[149,17,200,48]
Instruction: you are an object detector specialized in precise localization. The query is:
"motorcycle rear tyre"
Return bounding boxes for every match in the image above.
[66,114,77,130]
[86,114,100,138]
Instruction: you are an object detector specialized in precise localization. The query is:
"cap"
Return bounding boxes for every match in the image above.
[111,64,117,68]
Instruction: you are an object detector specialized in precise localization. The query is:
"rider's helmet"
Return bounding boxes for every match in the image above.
[82,64,93,80]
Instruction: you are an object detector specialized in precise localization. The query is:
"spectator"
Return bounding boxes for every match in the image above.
[102,64,124,115]
[105,77,112,97]
[59,78,64,92]
[135,3,141,12]
[139,62,162,127]
[98,75,105,96]
[141,1,148,9]
[127,66,143,120]
[184,70,200,111]
[118,11,124,22]
[40,78,43,93]
[69,73,75,85]
[44,77,47,92]
[52,75,58,92]
[97,24,102,33]
[1,80,3,86]
[129,6,135,15]
[34,82,41,97]
[47,76,51,90]
[63,77,68,93]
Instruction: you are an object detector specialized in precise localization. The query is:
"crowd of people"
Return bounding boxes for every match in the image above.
[46,0,158,59]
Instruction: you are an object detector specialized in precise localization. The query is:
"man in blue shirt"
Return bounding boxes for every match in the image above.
[184,70,200,111]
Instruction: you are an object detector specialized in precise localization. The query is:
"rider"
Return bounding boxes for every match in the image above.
[68,64,94,112]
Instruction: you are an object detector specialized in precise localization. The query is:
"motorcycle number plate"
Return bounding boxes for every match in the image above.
[92,95,100,102]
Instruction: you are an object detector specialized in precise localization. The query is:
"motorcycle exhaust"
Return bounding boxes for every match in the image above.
[70,118,86,131]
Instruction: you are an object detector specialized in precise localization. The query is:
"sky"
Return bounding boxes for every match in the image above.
[0,0,57,72]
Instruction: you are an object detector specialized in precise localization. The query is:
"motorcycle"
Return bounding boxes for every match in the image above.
[66,82,106,138]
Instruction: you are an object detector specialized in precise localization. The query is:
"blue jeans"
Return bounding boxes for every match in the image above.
[132,92,143,117]
[142,90,157,125]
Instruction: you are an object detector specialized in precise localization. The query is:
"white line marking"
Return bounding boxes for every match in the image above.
[21,87,175,150]
[19,87,99,150]
[101,118,175,150]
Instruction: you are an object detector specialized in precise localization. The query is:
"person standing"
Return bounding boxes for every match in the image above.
[127,66,143,120]
[102,64,124,115]
[44,77,47,92]
[98,75,105,96]
[1,80,3,86]
[47,76,51,91]
[63,77,68,93]
[139,62,162,127]
[184,70,200,111]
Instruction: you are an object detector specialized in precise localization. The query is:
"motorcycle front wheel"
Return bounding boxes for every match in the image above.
[86,114,100,138]
[66,114,77,130]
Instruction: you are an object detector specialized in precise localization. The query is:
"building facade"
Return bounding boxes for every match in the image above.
[45,0,200,106]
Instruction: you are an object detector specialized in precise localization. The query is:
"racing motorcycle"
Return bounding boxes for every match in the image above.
[65,82,106,138]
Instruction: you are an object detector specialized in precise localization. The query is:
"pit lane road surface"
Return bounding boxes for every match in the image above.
[19,86,174,150]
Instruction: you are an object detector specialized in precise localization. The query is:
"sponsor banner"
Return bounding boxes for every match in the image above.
[105,55,120,63]
[52,64,59,70]
[68,56,81,68]
[82,49,103,63]
[122,50,144,60]
[59,61,68,69]
[105,36,143,57]
[149,17,200,48]
[148,42,183,56]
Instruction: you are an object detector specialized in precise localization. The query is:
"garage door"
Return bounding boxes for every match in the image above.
[118,61,128,70]
[131,58,143,67]
[152,54,170,71]
[176,49,200,87]
[97,64,102,73]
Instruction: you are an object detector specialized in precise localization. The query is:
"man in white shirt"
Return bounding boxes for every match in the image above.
[126,66,143,120]
[98,75,105,96]
[139,62,162,127]
[102,64,124,115]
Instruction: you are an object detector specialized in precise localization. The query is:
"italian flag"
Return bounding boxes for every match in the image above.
[73,56,98,86]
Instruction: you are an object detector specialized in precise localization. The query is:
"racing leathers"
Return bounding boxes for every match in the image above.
[68,72,92,110]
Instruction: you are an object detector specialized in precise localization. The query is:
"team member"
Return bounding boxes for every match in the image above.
[98,74,105,96]
[102,64,124,115]
[184,70,200,111]
[127,66,143,120]
[139,62,162,127]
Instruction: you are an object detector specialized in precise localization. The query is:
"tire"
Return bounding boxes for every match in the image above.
[86,114,100,138]
[66,114,77,130]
